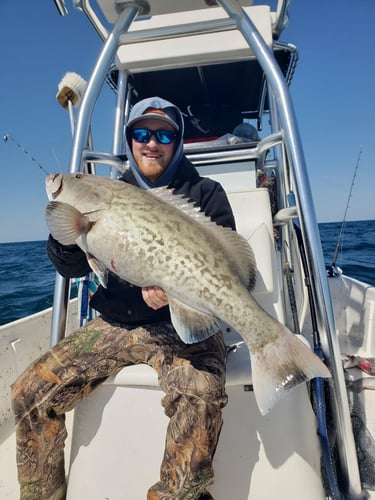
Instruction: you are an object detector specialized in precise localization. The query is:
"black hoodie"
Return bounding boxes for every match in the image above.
[47,99,235,327]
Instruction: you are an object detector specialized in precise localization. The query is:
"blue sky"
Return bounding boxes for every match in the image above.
[0,1,374,243]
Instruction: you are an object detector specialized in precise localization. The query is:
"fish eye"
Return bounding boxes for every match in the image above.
[75,174,83,179]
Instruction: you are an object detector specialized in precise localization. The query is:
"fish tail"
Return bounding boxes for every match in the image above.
[250,329,331,415]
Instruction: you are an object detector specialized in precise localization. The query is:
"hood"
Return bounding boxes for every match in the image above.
[125,96,185,189]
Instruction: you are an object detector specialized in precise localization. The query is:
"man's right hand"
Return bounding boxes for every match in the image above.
[141,286,169,310]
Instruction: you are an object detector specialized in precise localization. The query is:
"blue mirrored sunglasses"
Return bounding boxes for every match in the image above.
[131,128,176,145]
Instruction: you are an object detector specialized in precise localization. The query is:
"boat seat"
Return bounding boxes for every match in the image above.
[103,335,251,391]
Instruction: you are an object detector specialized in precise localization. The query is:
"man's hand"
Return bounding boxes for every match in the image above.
[142,286,169,310]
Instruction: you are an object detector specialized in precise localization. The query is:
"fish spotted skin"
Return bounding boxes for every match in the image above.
[45,173,330,414]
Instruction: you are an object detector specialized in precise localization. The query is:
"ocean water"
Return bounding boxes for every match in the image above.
[0,220,374,326]
[0,240,57,326]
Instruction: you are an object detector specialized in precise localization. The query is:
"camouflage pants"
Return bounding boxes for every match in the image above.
[11,317,228,500]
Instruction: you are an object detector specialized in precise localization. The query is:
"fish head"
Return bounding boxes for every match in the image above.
[46,173,114,212]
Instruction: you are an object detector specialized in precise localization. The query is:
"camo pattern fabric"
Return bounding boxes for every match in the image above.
[11,316,228,500]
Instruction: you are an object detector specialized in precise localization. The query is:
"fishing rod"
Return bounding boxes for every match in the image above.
[328,147,362,277]
[3,133,50,175]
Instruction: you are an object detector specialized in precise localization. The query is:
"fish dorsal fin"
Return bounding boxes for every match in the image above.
[149,187,202,216]
[216,227,257,291]
[167,295,220,344]
[149,187,257,290]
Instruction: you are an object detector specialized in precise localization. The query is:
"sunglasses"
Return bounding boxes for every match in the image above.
[131,128,176,145]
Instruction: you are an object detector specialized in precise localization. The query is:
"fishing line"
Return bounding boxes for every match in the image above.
[329,147,362,275]
[3,133,50,175]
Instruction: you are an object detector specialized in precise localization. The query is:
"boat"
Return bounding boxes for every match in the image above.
[1,0,375,498]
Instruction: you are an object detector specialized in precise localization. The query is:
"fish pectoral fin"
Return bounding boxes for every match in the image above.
[251,330,331,415]
[46,201,92,245]
[168,296,219,344]
[86,254,108,288]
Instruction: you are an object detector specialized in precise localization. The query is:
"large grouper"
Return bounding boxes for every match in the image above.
[45,172,330,415]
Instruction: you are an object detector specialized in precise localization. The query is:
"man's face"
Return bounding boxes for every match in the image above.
[131,118,176,182]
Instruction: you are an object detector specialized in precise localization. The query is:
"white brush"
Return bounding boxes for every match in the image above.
[56,72,87,109]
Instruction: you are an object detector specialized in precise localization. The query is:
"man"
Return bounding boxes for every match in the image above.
[12,97,236,499]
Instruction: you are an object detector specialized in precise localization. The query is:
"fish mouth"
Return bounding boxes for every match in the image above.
[46,173,63,200]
